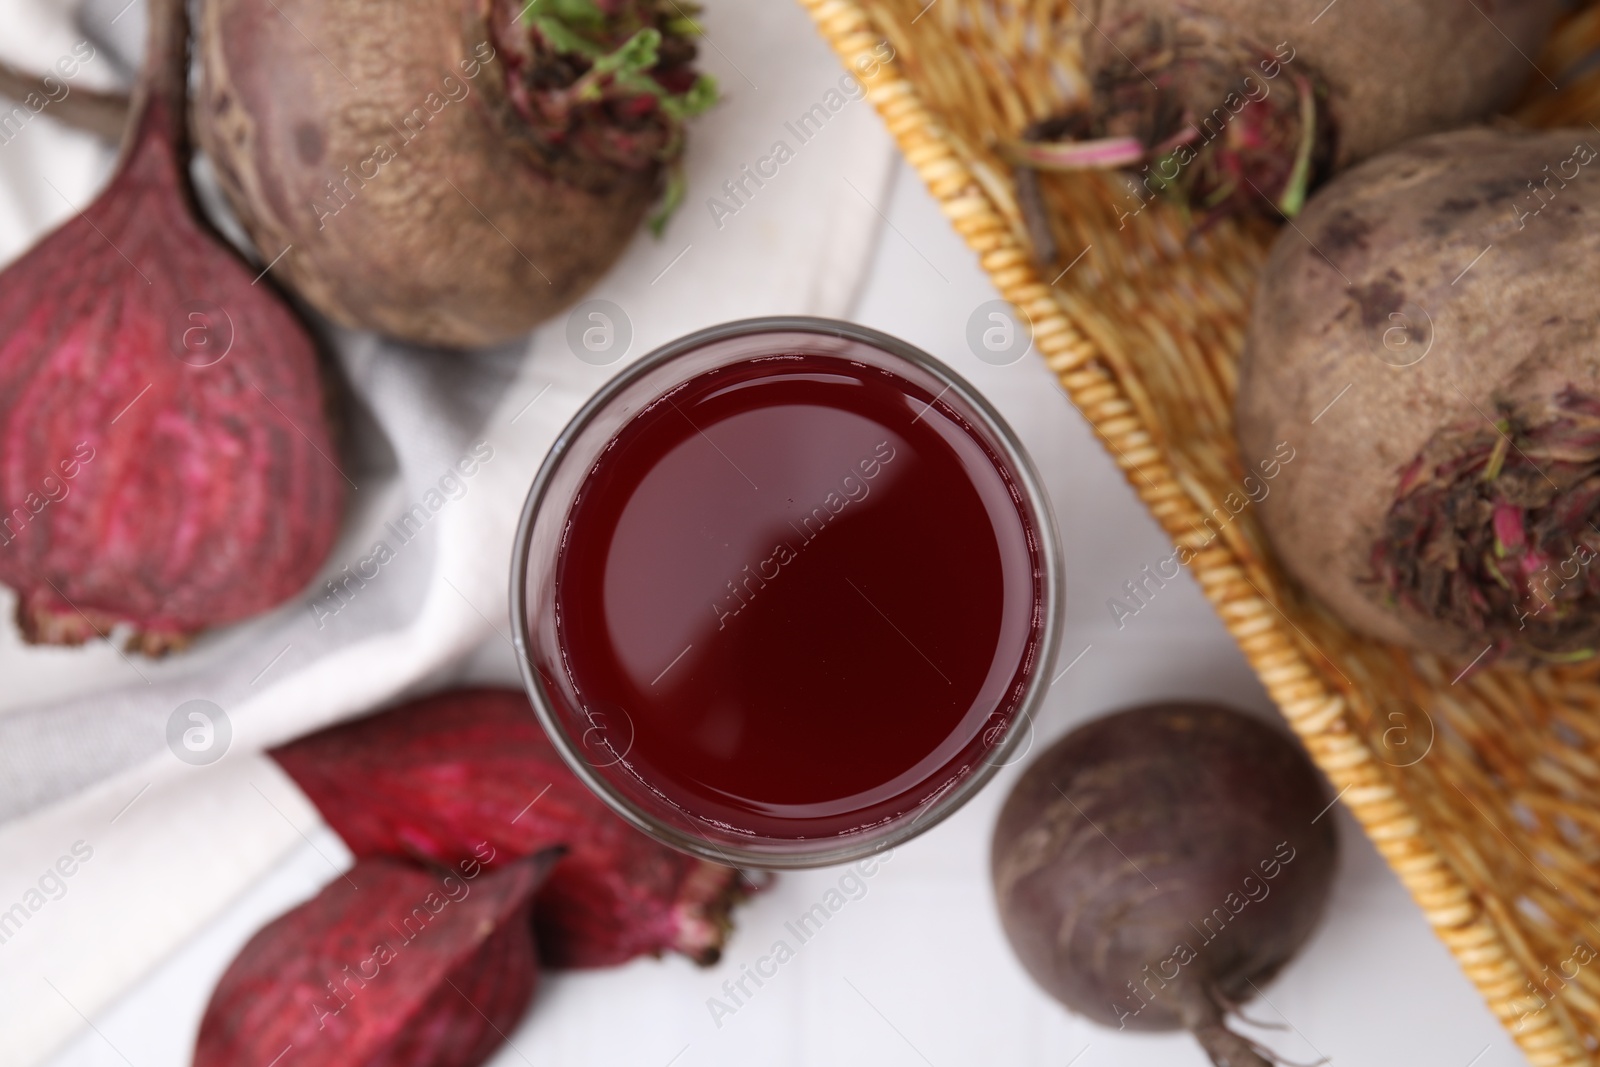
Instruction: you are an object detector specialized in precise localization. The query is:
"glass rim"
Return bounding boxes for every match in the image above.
[510,315,1063,870]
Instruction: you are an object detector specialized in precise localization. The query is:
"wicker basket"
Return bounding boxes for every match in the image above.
[795,2,1600,1063]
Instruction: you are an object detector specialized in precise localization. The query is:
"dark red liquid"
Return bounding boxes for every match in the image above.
[554,354,1042,837]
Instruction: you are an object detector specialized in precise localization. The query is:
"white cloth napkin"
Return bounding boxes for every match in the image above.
[0,0,896,1061]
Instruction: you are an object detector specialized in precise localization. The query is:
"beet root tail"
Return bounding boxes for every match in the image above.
[1191,1021,1276,1067]
[1177,982,1277,1067]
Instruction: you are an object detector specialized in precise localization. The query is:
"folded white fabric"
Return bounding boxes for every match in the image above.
[0,0,895,1061]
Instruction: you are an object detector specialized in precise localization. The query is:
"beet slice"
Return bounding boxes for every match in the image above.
[992,702,1338,1065]
[196,855,551,1067]
[270,687,756,969]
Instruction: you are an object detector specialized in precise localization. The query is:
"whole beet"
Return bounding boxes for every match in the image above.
[0,0,343,653]
[196,855,553,1067]
[1238,127,1600,659]
[992,703,1337,1065]
[271,687,755,969]
[1065,0,1558,217]
[196,0,714,347]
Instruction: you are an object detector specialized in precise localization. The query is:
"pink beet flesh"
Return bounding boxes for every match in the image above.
[271,687,760,969]
[0,0,342,652]
[196,856,549,1067]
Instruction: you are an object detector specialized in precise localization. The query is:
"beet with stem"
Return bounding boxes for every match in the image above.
[992,702,1338,1065]
[1009,0,1558,239]
[0,0,344,654]
[196,0,717,347]
[271,687,759,969]
[1238,126,1600,660]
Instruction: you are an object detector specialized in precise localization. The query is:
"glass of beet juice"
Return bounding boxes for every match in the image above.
[512,318,1061,868]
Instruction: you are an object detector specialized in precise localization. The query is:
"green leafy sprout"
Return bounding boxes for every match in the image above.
[522,0,718,232]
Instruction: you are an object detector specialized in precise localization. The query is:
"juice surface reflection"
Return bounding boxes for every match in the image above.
[555,354,1042,837]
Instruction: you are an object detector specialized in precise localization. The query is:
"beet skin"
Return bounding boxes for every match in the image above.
[196,0,711,346]
[1073,0,1558,216]
[1238,127,1600,659]
[992,703,1337,1065]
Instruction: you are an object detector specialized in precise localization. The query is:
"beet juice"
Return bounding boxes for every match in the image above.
[550,351,1045,840]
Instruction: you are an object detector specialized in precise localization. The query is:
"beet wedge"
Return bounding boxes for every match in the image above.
[271,687,758,968]
[196,854,552,1067]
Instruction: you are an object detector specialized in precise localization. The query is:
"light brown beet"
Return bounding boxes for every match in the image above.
[1238,126,1600,658]
[1085,0,1556,167]
[1074,0,1558,216]
[195,0,679,348]
[992,703,1337,1065]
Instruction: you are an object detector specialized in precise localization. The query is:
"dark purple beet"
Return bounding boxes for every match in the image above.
[991,702,1338,1065]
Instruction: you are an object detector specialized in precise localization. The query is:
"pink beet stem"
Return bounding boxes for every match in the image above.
[1493,504,1526,555]
[126,0,187,155]
[1006,135,1148,171]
